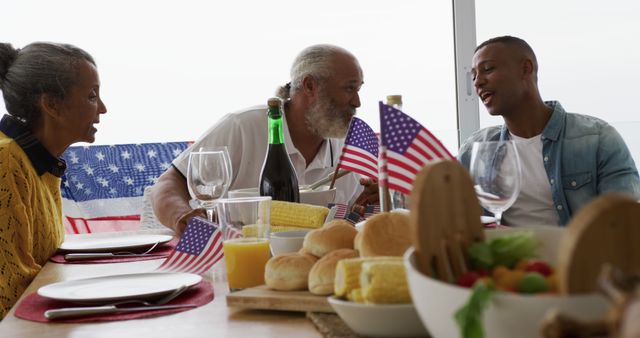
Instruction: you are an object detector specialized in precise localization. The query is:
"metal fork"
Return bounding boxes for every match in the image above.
[45,285,194,319]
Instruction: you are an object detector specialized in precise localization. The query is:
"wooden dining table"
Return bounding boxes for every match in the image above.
[0,231,322,338]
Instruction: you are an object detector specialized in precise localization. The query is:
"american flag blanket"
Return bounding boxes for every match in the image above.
[60,142,190,233]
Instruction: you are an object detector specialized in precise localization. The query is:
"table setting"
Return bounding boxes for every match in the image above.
[11,221,224,325]
[14,274,212,323]
[49,234,178,264]
[3,127,637,338]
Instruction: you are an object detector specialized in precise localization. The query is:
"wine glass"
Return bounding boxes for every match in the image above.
[186,147,232,223]
[469,140,522,226]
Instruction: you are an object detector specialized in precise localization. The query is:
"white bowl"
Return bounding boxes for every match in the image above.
[404,226,608,338]
[270,230,309,256]
[328,297,429,338]
[228,186,336,207]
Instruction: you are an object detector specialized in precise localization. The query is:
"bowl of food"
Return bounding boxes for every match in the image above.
[228,186,336,207]
[404,226,608,338]
[270,230,309,256]
[328,297,428,338]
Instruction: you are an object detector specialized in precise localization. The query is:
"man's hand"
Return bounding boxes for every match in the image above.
[352,177,379,214]
[174,208,207,236]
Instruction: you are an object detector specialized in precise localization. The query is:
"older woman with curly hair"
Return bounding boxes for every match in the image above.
[0,42,107,318]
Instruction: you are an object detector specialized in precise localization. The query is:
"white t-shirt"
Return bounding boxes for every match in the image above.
[503,133,561,226]
[173,105,362,204]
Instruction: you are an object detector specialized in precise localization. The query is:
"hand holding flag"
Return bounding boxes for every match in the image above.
[156,217,223,275]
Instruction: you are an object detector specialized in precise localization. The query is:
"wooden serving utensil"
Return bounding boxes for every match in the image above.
[409,160,484,283]
[557,193,640,294]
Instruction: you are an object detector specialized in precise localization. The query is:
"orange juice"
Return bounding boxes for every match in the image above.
[223,238,270,289]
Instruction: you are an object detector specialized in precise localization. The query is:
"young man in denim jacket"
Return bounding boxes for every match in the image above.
[459,36,640,226]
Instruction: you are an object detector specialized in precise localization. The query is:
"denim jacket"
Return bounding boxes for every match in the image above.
[458,101,640,225]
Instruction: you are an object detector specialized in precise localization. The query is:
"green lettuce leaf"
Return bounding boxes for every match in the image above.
[468,231,537,270]
[490,231,537,268]
[468,242,493,270]
[454,282,493,338]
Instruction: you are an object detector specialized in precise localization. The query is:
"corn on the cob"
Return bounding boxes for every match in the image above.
[271,201,329,229]
[334,256,402,298]
[271,225,310,233]
[240,224,268,238]
[360,260,411,304]
[334,258,364,297]
[347,288,365,303]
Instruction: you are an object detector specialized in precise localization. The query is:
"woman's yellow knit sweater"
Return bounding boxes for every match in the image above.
[0,131,64,319]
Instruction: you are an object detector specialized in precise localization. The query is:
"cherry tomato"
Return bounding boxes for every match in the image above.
[492,265,509,280]
[525,260,553,277]
[514,258,529,271]
[457,272,481,288]
[495,270,525,290]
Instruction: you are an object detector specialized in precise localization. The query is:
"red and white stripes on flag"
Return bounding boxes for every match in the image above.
[156,217,223,275]
[364,204,381,218]
[226,226,243,240]
[337,117,379,181]
[329,203,349,220]
[379,102,454,195]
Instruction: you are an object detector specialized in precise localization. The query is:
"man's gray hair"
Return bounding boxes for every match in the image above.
[275,44,352,100]
[0,42,95,128]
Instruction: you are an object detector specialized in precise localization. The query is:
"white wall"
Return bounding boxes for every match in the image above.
[475,0,640,164]
[2,0,459,154]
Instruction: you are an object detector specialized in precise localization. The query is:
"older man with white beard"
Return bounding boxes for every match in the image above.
[151,44,369,234]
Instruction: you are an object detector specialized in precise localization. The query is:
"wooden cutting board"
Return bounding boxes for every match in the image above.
[410,160,484,283]
[557,193,640,294]
[226,285,334,313]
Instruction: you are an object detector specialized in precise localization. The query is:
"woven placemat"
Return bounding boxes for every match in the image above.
[307,312,360,338]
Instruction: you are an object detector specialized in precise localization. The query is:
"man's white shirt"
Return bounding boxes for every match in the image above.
[504,133,561,226]
[173,105,362,204]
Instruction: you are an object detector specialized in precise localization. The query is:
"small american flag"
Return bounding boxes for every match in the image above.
[156,217,223,275]
[329,203,380,224]
[379,102,454,195]
[364,204,381,218]
[345,211,364,225]
[226,226,243,240]
[337,117,379,180]
[328,203,349,219]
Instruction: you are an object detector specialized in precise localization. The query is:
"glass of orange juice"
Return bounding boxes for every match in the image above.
[216,196,271,290]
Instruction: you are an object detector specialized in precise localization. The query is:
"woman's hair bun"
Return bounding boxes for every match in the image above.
[0,43,19,83]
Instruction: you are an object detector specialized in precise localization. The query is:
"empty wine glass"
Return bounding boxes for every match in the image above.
[186,147,232,222]
[469,140,522,226]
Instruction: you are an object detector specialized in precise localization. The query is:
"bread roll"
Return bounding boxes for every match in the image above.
[323,219,353,228]
[303,220,357,257]
[354,230,362,252]
[358,212,411,257]
[308,248,358,295]
[264,252,318,291]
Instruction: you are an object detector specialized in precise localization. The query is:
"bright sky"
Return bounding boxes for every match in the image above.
[3,0,639,163]
[2,0,457,150]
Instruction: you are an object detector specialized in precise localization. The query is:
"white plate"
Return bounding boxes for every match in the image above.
[59,234,173,253]
[38,272,202,304]
[481,216,497,224]
[328,297,429,338]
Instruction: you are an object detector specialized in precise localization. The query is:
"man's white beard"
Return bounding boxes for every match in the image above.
[305,94,354,139]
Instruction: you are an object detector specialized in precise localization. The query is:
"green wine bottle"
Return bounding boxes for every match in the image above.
[259,98,300,202]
